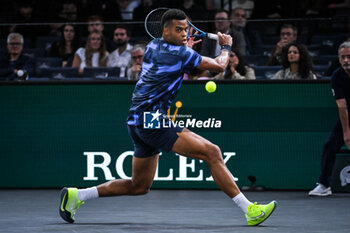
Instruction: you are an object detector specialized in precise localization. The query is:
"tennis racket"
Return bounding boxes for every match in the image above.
[144,8,218,40]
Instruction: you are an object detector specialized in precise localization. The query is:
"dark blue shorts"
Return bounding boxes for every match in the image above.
[127,124,183,158]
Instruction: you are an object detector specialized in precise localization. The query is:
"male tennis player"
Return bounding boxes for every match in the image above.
[59,9,276,226]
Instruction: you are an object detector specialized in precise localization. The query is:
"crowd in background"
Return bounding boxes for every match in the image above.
[0,0,349,80]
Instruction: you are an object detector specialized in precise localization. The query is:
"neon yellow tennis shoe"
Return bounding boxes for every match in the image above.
[245,201,277,226]
[59,187,84,223]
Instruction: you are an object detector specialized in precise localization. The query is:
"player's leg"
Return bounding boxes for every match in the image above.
[59,154,159,223]
[172,128,276,226]
[172,128,239,197]
[97,154,159,196]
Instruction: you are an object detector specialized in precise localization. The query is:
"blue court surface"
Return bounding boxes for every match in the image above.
[0,189,349,233]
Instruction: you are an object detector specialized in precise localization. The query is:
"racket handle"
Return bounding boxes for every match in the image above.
[207,33,218,40]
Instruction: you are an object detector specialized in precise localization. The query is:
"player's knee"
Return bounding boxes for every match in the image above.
[205,143,223,163]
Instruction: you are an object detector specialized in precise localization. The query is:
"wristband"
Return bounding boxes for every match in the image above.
[221,44,231,51]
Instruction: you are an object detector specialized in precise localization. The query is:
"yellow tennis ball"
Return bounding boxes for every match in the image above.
[205,81,217,93]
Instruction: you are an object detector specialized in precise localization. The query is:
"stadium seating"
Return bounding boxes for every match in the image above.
[39,67,79,79]
[82,67,122,79]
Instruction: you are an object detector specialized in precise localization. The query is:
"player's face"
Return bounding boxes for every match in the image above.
[165,19,189,46]
[339,47,350,72]
[287,46,300,63]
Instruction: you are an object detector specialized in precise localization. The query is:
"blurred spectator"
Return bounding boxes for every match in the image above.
[200,10,246,57]
[266,24,298,66]
[231,7,263,55]
[87,15,105,35]
[9,2,47,46]
[116,0,140,21]
[215,47,255,80]
[86,15,114,52]
[107,25,133,77]
[273,42,316,80]
[133,0,158,37]
[72,31,108,76]
[127,44,145,80]
[49,1,78,36]
[231,0,255,18]
[48,24,81,67]
[180,0,205,21]
[0,33,35,80]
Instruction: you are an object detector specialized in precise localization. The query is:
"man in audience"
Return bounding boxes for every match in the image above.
[200,9,246,57]
[231,7,263,55]
[87,15,105,35]
[266,24,298,66]
[107,25,133,78]
[127,44,145,80]
[309,41,350,196]
[0,33,35,80]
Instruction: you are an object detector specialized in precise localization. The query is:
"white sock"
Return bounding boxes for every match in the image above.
[78,187,99,202]
[232,193,252,214]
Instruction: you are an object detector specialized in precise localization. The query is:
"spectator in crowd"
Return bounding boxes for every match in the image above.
[133,0,158,37]
[180,0,205,22]
[86,15,115,52]
[231,7,263,55]
[127,44,145,80]
[215,47,255,80]
[273,42,316,80]
[107,25,133,78]
[48,24,81,67]
[49,1,78,36]
[72,31,108,76]
[200,10,246,57]
[0,33,35,80]
[267,24,298,66]
[87,15,105,35]
[231,0,255,18]
[309,41,350,196]
[116,0,140,21]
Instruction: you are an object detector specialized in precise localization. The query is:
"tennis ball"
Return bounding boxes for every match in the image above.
[205,81,217,93]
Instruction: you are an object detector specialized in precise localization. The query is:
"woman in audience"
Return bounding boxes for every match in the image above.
[72,30,108,76]
[273,42,317,80]
[48,24,81,67]
[215,47,255,80]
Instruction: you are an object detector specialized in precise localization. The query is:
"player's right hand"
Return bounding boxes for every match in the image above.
[217,32,232,47]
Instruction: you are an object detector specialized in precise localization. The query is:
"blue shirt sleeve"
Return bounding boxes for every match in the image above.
[182,47,202,74]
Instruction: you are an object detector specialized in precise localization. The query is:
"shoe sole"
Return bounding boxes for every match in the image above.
[251,201,278,226]
[309,192,332,197]
[59,187,74,223]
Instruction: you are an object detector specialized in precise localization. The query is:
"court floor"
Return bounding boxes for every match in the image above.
[0,189,349,233]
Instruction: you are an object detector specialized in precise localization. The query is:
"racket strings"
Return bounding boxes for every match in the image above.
[145,8,168,39]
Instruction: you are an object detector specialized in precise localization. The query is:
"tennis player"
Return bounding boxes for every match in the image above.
[59,9,276,226]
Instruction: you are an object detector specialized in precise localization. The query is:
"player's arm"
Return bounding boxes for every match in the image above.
[197,32,232,73]
[336,98,350,149]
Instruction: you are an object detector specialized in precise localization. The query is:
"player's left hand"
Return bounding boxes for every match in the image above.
[186,28,202,48]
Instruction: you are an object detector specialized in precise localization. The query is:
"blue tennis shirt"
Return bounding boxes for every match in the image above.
[127,38,202,126]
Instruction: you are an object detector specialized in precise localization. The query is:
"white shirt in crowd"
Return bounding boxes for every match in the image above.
[107,44,133,68]
[75,48,108,70]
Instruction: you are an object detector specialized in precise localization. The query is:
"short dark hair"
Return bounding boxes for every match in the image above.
[280,24,297,36]
[114,24,130,37]
[161,9,187,29]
